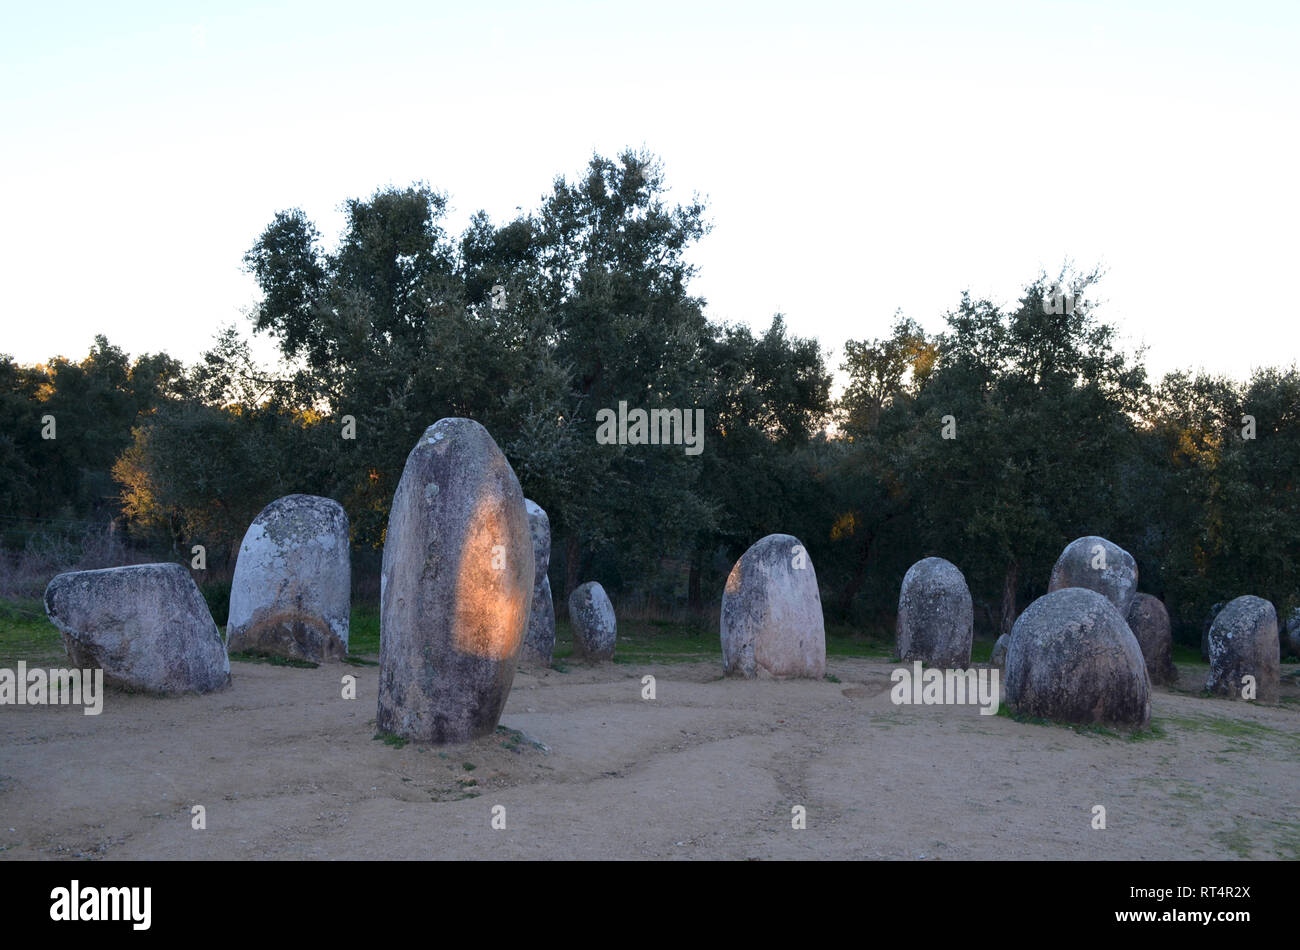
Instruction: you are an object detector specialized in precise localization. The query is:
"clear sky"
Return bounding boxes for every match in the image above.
[2,0,1297,382]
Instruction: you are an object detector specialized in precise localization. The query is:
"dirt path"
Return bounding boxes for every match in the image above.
[2,657,1297,859]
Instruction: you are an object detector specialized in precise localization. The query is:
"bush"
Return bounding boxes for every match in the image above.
[200,579,232,627]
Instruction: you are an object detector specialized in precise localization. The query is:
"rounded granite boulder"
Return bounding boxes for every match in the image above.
[720,533,826,679]
[1047,535,1138,616]
[226,494,351,662]
[376,418,534,744]
[1004,587,1151,727]
[44,562,230,694]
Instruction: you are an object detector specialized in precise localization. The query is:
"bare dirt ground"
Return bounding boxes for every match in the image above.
[2,656,1297,860]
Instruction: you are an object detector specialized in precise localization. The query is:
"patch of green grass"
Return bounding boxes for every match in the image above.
[228,651,318,669]
[824,673,841,683]
[462,762,476,771]
[0,597,64,666]
[995,701,1163,740]
[495,724,548,752]
[1161,713,1299,749]
[1213,826,1254,859]
[825,624,894,658]
[1172,643,1207,666]
[342,655,378,667]
[349,604,381,655]
[546,616,897,667]
[373,732,407,749]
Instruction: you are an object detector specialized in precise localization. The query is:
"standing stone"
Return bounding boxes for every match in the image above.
[1286,607,1300,659]
[720,533,826,679]
[226,494,351,662]
[896,557,974,668]
[568,581,616,661]
[44,563,230,694]
[377,419,534,744]
[1047,535,1138,616]
[519,499,555,666]
[1126,593,1177,686]
[1205,595,1280,704]
[1004,587,1151,727]
[991,633,1010,669]
[1201,601,1225,661]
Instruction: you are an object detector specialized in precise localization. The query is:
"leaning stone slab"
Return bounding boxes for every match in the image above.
[896,557,974,668]
[1205,595,1279,704]
[44,563,230,694]
[1004,587,1150,727]
[519,499,555,666]
[226,494,351,662]
[1048,535,1138,616]
[720,533,826,679]
[1126,593,1177,686]
[568,581,616,661]
[377,418,534,744]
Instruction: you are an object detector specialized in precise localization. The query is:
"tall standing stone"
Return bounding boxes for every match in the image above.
[1126,593,1177,686]
[1048,535,1138,616]
[896,557,974,668]
[1205,595,1280,704]
[568,581,616,661]
[519,499,555,666]
[1004,587,1151,727]
[226,494,351,662]
[720,533,826,679]
[44,563,230,694]
[377,419,534,743]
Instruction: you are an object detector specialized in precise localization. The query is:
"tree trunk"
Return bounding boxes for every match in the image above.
[565,533,581,603]
[999,560,1019,637]
[838,526,875,617]
[688,550,703,612]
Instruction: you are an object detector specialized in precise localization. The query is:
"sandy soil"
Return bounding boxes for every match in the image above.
[2,656,1297,860]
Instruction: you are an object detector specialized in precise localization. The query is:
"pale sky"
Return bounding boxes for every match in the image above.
[2,0,1297,383]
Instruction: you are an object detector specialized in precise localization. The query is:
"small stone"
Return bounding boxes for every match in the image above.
[568,581,616,661]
